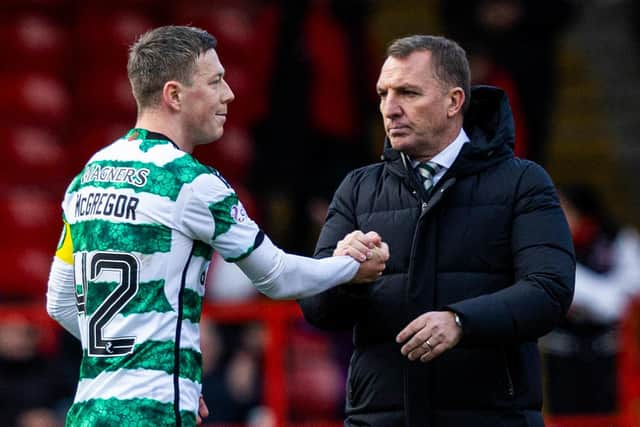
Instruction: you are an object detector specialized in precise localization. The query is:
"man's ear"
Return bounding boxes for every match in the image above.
[447,87,465,118]
[162,81,182,111]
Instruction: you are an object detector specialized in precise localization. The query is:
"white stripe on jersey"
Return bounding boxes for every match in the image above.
[75,368,201,412]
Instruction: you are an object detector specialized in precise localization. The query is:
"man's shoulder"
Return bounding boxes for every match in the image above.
[491,155,548,178]
[344,162,386,183]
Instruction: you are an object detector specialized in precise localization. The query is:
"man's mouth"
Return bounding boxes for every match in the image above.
[388,125,409,135]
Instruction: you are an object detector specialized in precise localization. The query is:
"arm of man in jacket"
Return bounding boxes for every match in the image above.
[395,163,575,362]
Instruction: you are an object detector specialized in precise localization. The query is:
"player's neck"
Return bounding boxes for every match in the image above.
[134,111,193,153]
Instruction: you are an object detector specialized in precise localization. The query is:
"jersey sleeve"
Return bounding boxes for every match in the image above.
[178,173,262,261]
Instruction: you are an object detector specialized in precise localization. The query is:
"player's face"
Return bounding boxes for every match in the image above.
[376,50,456,160]
[180,49,235,146]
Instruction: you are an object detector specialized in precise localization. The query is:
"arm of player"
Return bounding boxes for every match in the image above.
[46,222,81,339]
[178,175,388,300]
[236,233,387,300]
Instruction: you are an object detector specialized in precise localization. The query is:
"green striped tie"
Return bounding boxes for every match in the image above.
[417,161,441,193]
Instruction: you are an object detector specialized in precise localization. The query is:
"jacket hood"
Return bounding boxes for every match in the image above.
[382,85,515,177]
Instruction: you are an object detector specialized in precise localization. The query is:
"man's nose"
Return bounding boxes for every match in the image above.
[381,94,401,118]
[223,80,235,104]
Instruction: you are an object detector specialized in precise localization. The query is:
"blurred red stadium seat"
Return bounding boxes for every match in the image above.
[0,189,60,300]
[174,0,255,64]
[72,67,137,121]
[0,244,54,301]
[0,189,61,246]
[0,13,69,76]
[173,0,279,126]
[0,72,70,127]
[73,8,155,67]
[0,0,70,10]
[0,126,71,193]
[67,121,130,172]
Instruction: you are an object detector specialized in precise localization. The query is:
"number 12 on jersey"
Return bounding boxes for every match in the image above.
[75,251,140,357]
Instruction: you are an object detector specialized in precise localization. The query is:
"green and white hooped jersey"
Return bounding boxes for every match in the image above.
[60,129,262,426]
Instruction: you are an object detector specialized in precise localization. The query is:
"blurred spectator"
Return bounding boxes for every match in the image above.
[0,316,70,426]
[252,0,377,254]
[467,43,528,158]
[200,318,264,424]
[287,324,345,422]
[634,0,640,48]
[442,0,576,165]
[540,183,640,414]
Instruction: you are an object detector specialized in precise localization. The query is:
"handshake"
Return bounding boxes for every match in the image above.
[333,230,390,283]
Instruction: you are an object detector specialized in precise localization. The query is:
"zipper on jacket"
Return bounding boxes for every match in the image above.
[418,177,456,220]
[505,365,515,397]
[502,350,515,398]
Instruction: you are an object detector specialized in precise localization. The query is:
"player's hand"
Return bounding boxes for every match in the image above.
[396,311,462,363]
[333,230,389,283]
[351,241,389,283]
[196,395,209,424]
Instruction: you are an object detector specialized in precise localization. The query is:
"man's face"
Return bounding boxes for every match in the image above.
[180,49,235,146]
[376,50,455,159]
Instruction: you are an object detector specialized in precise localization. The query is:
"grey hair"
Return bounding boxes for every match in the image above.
[127,25,217,109]
[387,35,470,113]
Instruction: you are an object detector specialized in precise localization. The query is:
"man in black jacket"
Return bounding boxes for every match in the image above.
[298,35,575,427]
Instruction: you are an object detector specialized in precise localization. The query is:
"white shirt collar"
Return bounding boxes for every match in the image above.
[410,128,470,170]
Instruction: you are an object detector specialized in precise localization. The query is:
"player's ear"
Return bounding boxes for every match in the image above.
[163,81,182,111]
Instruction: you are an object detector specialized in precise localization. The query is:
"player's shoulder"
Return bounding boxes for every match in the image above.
[187,165,235,201]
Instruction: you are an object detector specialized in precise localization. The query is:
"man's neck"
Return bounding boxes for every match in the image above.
[414,123,464,162]
[135,110,192,153]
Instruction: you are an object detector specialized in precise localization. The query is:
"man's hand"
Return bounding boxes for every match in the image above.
[396,311,462,362]
[196,395,209,424]
[334,230,382,261]
[334,230,389,283]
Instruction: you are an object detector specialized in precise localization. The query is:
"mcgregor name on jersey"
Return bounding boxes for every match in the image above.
[75,192,139,220]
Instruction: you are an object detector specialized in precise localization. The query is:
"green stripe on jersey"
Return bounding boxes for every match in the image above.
[209,193,238,239]
[66,397,196,427]
[79,340,202,383]
[70,220,171,253]
[85,280,172,316]
[193,241,214,260]
[182,289,202,324]
[79,158,208,201]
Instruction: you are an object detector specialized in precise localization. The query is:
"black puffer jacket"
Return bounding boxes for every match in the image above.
[298,86,575,427]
